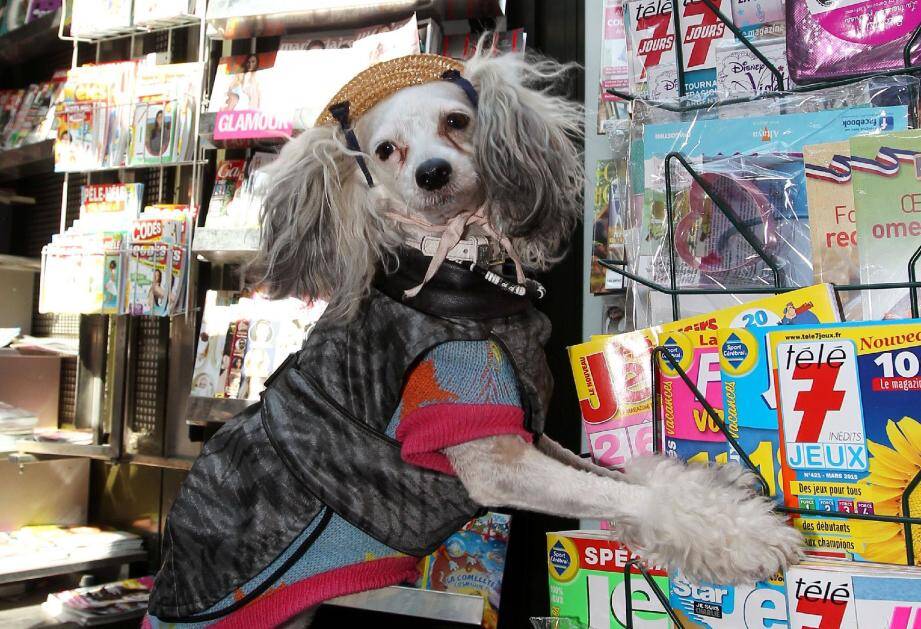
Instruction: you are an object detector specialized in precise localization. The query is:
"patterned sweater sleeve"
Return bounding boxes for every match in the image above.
[390,339,533,475]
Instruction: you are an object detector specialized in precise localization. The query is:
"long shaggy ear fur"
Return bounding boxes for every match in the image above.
[247,125,394,320]
[464,45,584,269]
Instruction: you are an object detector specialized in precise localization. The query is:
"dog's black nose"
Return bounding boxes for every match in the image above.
[415,158,452,191]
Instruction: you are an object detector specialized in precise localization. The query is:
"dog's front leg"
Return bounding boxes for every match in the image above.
[535,434,626,480]
[446,435,802,585]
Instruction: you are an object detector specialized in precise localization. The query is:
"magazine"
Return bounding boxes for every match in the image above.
[804,140,862,321]
[787,560,921,628]
[597,0,628,132]
[418,513,511,629]
[547,531,670,628]
[715,37,787,99]
[205,159,246,228]
[590,159,626,294]
[55,61,138,172]
[675,0,735,101]
[205,151,276,228]
[42,576,154,626]
[79,183,144,231]
[623,0,678,101]
[769,320,921,564]
[128,62,203,166]
[669,569,787,628]
[851,129,921,321]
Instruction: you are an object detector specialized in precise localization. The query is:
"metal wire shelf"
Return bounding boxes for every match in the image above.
[601,151,921,322]
[606,0,921,113]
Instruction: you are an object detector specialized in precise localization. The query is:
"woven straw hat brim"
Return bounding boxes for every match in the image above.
[315,54,465,127]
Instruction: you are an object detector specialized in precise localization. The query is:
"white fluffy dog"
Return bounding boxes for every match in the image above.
[252,47,802,587]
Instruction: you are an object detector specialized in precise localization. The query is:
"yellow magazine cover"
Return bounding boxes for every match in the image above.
[769,320,921,564]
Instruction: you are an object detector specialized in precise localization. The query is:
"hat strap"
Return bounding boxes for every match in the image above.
[328,101,375,187]
[441,69,479,108]
[327,69,479,189]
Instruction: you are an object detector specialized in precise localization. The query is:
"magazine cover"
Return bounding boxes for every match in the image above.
[591,159,626,294]
[79,183,144,231]
[851,129,921,321]
[208,151,277,228]
[127,244,172,316]
[419,512,511,629]
[547,531,670,628]
[570,330,657,468]
[0,88,25,145]
[191,291,241,397]
[729,0,784,38]
[787,561,921,629]
[669,569,787,628]
[598,0,628,132]
[804,140,861,321]
[128,62,202,166]
[659,284,839,462]
[623,0,678,101]
[676,0,735,101]
[205,159,246,228]
[715,37,787,99]
[769,320,921,564]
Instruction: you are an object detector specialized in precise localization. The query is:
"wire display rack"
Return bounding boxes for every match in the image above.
[606,0,921,111]
[594,154,921,629]
[593,12,921,613]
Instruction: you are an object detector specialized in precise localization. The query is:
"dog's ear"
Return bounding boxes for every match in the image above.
[248,124,388,320]
[464,46,583,267]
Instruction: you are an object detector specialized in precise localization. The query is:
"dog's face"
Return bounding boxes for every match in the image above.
[356,81,481,223]
[254,50,584,319]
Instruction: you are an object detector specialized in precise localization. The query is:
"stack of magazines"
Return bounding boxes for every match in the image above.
[0,526,143,575]
[0,402,37,452]
[0,71,67,150]
[41,576,154,626]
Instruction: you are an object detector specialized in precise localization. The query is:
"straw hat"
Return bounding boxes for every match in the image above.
[315,54,465,127]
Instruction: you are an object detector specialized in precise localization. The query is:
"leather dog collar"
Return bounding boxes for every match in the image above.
[375,249,535,321]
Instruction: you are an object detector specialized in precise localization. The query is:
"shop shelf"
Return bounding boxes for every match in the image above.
[123,454,196,470]
[0,549,147,586]
[185,396,253,426]
[15,441,113,461]
[191,226,260,265]
[0,141,54,181]
[325,585,484,625]
[0,254,41,273]
[66,14,203,43]
[0,11,67,65]
[55,158,208,176]
[205,0,434,39]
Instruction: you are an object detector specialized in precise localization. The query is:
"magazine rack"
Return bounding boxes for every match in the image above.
[25,5,213,468]
[607,0,921,112]
[597,149,921,628]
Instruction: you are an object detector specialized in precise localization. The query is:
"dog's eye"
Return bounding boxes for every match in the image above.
[375,141,395,161]
[446,112,470,130]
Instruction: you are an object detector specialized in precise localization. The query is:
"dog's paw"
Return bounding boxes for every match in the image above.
[613,456,802,585]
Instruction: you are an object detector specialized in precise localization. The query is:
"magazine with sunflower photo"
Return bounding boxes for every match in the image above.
[768,320,921,565]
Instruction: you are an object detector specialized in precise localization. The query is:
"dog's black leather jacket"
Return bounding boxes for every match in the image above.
[147,250,553,621]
